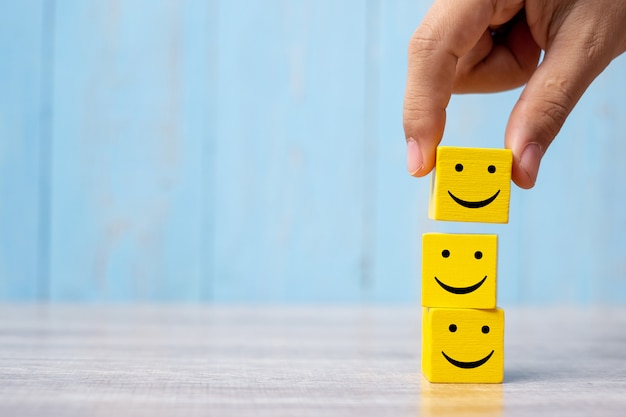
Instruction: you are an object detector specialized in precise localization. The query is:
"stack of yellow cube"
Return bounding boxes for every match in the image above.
[422,146,512,383]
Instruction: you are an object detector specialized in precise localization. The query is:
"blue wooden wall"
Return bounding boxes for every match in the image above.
[1,0,626,304]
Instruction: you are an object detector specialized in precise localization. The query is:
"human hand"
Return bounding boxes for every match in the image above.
[404,0,626,188]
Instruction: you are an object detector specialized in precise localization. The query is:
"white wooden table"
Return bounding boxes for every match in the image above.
[1,305,625,416]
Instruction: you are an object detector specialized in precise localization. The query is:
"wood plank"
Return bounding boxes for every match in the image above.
[371,0,429,302]
[213,1,369,301]
[0,305,625,416]
[0,1,51,300]
[48,0,217,301]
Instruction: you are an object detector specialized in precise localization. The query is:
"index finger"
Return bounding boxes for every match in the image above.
[403,0,519,176]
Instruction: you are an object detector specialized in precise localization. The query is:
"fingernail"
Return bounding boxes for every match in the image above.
[407,137,423,175]
[520,142,543,186]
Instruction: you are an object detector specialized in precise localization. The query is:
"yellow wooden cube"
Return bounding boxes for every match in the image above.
[422,307,504,383]
[429,147,512,223]
[422,233,497,309]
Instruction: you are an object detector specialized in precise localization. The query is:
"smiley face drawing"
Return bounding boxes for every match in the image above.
[422,233,497,309]
[428,146,512,223]
[422,307,504,383]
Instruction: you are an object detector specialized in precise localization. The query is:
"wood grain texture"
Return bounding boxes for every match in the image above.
[49,0,217,301]
[429,147,512,223]
[1,305,626,416]
[0,1,52,300]
[422,307,504,383]
[212,1,370,302]
[422,233,498,309]
[2,1,626,304]
[371,0,426,303]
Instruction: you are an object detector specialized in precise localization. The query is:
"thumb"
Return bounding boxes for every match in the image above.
[505,22,619,189]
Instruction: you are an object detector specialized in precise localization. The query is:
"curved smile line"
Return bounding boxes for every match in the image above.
[434,276,487,295]
[442,350,494,369]
[448,190,501,208]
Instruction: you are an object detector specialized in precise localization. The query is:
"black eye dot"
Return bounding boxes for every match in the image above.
[442,249,450,258]
[474,251,483,259]
[449,324,457,333]
[488,165,496,173]
[455,163,463,172]
[482,325,490,334]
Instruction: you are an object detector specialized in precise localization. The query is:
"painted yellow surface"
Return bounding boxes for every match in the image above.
[422,307,504,383]
[429,147,512,223]
[422,233,497,309]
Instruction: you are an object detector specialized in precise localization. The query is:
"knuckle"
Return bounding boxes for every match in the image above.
[536,94,572,139]
[408,23,441,57]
